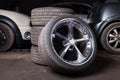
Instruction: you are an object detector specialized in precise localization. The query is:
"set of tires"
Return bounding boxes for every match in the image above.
[30,7,97,73]
[31,7,74,46]
[30,7,74,65]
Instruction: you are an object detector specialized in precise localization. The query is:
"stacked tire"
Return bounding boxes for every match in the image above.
[30,7,97,73]
[30,7,74,65]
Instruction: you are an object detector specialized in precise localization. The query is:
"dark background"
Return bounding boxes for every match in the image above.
[0,0,96,15]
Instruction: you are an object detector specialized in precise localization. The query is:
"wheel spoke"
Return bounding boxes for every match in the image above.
[68,21,77,38]
[55,32,67,40]
[109,39,117,44]
[74,44,85,62]
[68,25,74,38]
[75,35,89,42]
[113,29,118,35]
[75,38,87,42]
[113,41,119,48]
[60,45,71,58]
[109,34,116,38]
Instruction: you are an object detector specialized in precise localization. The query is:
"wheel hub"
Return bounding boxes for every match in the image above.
[69,39,75,45]
[63,38,76,46]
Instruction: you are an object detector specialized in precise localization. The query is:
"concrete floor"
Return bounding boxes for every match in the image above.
[0,50,120,80]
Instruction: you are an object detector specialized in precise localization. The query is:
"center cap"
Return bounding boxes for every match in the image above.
[69,39,75,45]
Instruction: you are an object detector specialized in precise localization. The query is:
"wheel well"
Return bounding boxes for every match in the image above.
[0,15,23,46]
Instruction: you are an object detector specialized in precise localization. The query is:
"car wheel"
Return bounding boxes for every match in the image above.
[0,22,15,51]
[101,22,120,54]
[38,15,97,73]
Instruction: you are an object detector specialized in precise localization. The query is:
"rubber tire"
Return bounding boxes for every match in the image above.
[101,22,120,54]
[30,26,43,46]
[38,15,97,73]
[31,13,72,26]
[31,14,72,21]
[31,16,58,19]
[31,7,74,14]
[31,45,47,66]
[31,21,48,26]
[31,12,73,16]
[0,23,15,52]
[31,7,73,26]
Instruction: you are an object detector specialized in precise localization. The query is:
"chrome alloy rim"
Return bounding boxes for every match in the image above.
[50,18,95,66]
[0,29,7,45]
[107,26,120,50]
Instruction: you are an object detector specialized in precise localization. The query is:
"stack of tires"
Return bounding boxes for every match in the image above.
[30,7,97,73]
[30,7,74,65]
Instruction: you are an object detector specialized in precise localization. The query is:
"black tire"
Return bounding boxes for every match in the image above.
[38,15,97,73]
[0,22,15,51]
[31,45,47,65]
[101,22,120,54]
[30,26,43,46]
[31,7,74,14]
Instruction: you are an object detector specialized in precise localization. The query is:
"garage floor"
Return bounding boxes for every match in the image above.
[0,50,120,80]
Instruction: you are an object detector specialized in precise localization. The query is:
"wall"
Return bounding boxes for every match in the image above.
[0,0,96,15]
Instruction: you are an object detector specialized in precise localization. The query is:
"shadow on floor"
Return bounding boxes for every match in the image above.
[51,52,115,77]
